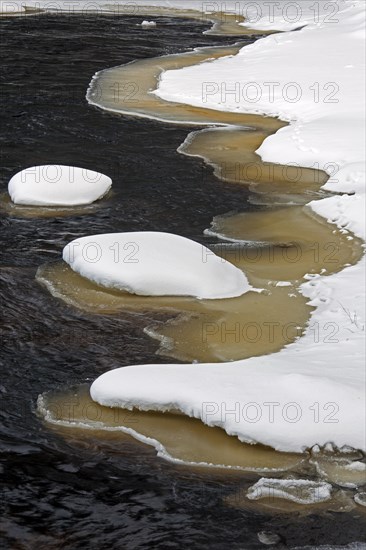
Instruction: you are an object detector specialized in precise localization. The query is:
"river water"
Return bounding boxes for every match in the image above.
[1,13,365,549]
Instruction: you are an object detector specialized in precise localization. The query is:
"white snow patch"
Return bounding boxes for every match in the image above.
[63,232,251,300]
[247,478,333,504]
[354,492,366,507]
[140,20,156,28]
[8,165,111,206]
[344,461,366,472]
[241,0,354,31]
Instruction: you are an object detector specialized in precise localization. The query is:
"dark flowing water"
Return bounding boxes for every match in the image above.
[0,13,365,549]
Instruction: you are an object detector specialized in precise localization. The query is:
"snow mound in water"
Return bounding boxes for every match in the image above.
[8,165,112,206]
[247,478,332,504]
[63,232,251,299]
[141,20,156,28]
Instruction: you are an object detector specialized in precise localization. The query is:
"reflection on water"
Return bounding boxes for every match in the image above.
[0,191,113,218]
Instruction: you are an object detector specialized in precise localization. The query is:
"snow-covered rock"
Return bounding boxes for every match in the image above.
[63,232,251,299]
[140,20,156,28]
[8,165,111,206]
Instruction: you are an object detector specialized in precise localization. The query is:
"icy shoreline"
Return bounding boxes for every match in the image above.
[91,0,365,453]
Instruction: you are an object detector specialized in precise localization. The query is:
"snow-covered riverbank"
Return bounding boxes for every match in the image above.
[91,0,366,453]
